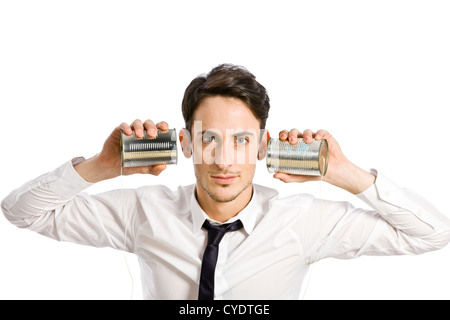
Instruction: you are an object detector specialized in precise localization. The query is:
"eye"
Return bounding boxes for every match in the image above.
[235,136,249,145]
[202,135,216,143]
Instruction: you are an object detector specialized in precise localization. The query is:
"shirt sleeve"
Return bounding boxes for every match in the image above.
[357,170,450,235]
[301,169,450,263]
[1,158,139,252]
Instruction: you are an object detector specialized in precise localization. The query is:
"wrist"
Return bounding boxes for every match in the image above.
[74,154,118,183]
[328,160,376,194]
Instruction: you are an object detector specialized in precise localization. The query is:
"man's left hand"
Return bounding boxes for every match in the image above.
[274,128,375,194]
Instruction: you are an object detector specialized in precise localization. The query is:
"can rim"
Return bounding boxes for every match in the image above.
[319,139,329,176]
[172,128,178,165]
[120,131,125,168]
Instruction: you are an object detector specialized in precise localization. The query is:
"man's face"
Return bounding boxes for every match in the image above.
[191,96,261,203]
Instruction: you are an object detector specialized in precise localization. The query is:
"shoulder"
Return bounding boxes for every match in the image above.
[131,184,196,224]
[253,183,315,207]
[136,184,195,203]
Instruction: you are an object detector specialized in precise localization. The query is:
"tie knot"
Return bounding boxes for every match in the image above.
[202,220,243,245]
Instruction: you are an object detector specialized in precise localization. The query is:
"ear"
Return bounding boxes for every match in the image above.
[257,129,270,160]
[179,128,193,158]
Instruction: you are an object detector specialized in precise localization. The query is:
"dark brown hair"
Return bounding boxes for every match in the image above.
[181,63,270,133]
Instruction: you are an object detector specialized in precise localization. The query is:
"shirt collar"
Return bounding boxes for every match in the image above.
[191,185,258,236]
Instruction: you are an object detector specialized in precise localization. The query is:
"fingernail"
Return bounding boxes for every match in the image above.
[149,128,157,137]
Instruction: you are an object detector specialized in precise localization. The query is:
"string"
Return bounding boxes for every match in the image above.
[121,166,135,300]
[300,154,326,300]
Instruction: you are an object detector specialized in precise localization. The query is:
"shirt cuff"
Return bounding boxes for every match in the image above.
[45,157,94,199]
[356,169,435,227]
[356,169,400,213]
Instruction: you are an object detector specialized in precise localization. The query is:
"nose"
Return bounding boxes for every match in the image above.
[214,140,234,169]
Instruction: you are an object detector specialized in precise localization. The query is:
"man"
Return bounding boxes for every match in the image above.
[2,64,450,299]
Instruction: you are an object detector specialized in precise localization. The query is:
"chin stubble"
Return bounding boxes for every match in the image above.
[195,173,253,203]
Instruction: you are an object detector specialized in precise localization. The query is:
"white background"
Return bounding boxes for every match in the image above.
[1,0,449,300]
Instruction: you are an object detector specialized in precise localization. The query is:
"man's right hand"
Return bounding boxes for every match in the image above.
[74,119,169,183]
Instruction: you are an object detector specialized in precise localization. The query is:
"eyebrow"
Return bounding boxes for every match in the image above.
[199,130,256,137]
[233,131,256,137]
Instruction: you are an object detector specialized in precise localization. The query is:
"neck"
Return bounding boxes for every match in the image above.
[195,184,253,223]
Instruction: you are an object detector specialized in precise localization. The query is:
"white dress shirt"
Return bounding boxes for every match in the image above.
[2,159,450,299]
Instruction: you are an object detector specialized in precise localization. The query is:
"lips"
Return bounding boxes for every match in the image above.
[211,175,237,185]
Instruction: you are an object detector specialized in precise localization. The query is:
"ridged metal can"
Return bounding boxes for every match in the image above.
[266,138,329,176]
[120,129,178,168]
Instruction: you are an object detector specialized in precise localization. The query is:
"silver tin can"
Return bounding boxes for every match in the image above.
[120,129,178,168]
[266,138,329,176]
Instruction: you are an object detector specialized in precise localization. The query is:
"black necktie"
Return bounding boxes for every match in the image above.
[198,219,243,300]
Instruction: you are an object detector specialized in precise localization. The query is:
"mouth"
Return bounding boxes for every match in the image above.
[211,174,238,185]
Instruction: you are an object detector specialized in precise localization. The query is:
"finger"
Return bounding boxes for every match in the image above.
[273,172,303,183]
[119,122,133,136]
[147,163,167,176]
[302,129,314,143]
[314,129,331,141]
[288,128,301,144]
[123,163,167,176]
[156,121,169,132]
[279,130,289,141]
[131,119,144,139]
[273,172,321,183]
[143,119,157,138]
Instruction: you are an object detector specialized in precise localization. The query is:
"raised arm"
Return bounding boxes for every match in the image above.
[1,119,170,249]
[274,128,450,260]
